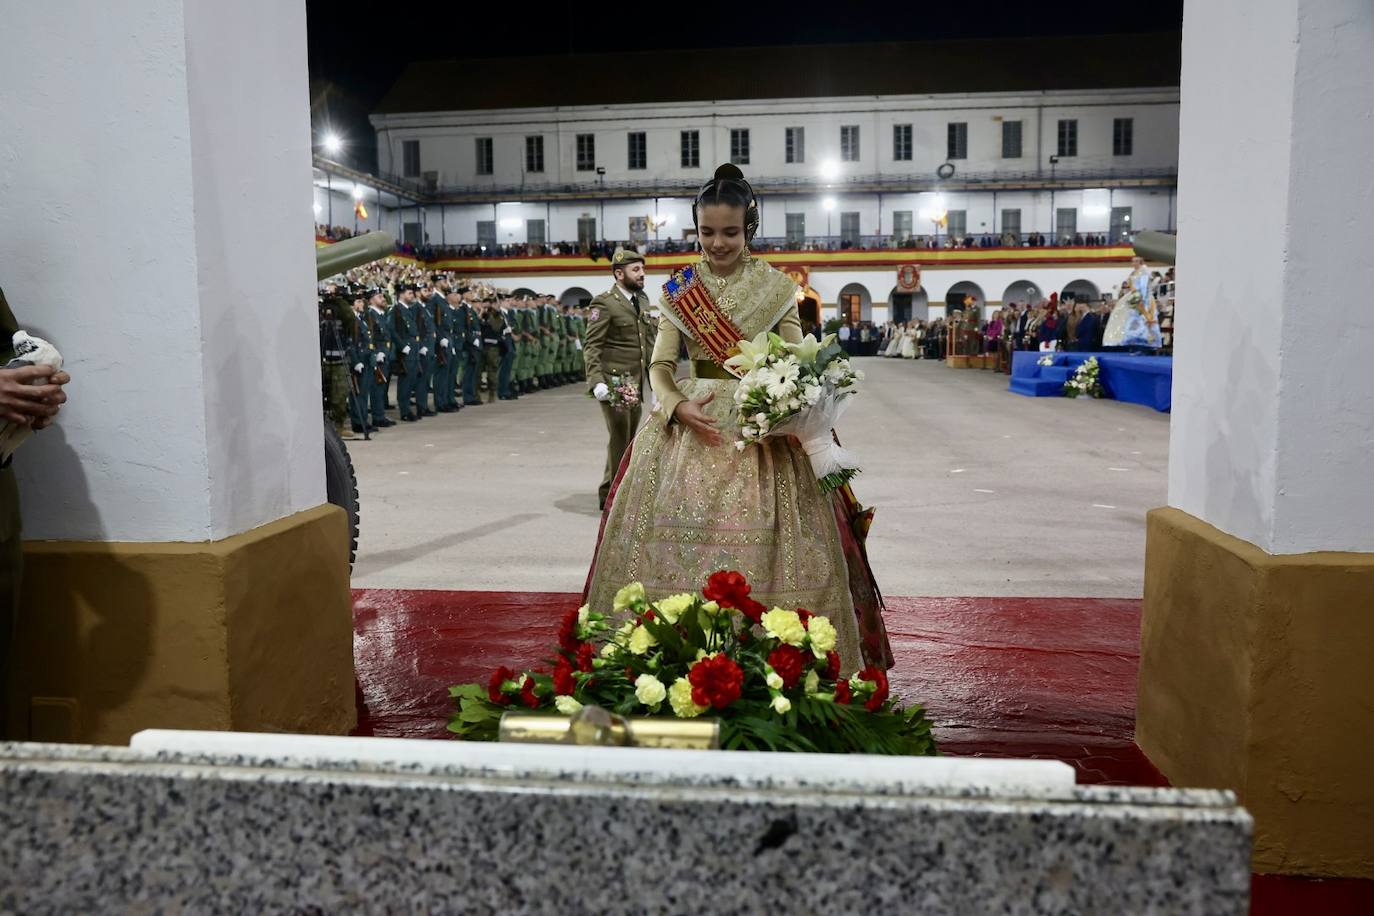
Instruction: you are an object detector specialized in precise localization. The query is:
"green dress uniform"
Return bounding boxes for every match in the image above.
[0,287,22,730]
[514,305,533,392]
[583,252,655,509]
[480,307,504,403]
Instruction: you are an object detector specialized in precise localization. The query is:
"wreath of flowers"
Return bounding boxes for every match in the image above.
[449,571,938,756]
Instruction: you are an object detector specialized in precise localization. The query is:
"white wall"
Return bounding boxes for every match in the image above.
[185,0,323,540]
[0,0,323,542]
[373,87,1179,190]
[1169,0,1374,554]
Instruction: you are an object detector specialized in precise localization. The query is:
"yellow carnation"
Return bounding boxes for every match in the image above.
[700,600,722,617]
[634,674,667,708]
[771,695,792,714]
[613,582,646,613]
[760,608,807,646]
[668,677,708,718]
[628,624,658,655]
[655,592,695,624]
[807,615,838,656]
[554,696,583,715]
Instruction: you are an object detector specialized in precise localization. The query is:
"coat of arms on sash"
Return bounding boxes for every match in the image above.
[663,265,746,366]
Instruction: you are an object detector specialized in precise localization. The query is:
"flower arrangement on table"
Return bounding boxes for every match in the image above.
[1064,356,1105,399]
[449,571,938,756]
[1036,353,1055,367]
[585,372,641,411]
[726,332,864,494]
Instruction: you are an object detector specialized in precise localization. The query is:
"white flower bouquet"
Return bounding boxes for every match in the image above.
[1037,354,1055,367]
[1064,356,1105,399]
[725,331,863,493]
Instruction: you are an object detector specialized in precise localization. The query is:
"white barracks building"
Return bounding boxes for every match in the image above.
[314,34,1181,323]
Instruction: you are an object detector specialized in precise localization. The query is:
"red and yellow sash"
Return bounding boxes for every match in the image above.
[662,265,745,366]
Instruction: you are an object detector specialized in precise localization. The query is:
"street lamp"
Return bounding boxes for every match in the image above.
[1049,155,1060,239]
[323,132,342,156]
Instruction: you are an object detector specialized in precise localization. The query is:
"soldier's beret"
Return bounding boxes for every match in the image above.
[611,248,644,269]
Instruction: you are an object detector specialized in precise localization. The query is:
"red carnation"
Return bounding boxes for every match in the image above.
[860,665,890,712]
[558,608,580,652]
[767,645,805,690]
[703,570,753,609]
[519,675,541,709]
[834,679,852,705]
[488,666,516,705]
[688,654,745,709]
[796,608,814,629]
[737,597,767,624]
[552,657,576,696]
[575,641,596,673]
[823,651,842,681]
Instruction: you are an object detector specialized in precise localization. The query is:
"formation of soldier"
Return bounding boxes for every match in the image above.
[318,259,589,439]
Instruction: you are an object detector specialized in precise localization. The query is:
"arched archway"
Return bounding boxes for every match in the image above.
[559,287,592,308]
[945,280,985,314]
[511,286,537,298]
[1000,279,1041,308]
[1061,279,1101,303]
[837,282,873,322]
[887,286,929,324]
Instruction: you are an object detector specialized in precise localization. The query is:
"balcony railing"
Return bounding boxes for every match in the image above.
[315,157,1178,206]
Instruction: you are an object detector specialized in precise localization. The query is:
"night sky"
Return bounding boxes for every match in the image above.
[307,0,1183,169]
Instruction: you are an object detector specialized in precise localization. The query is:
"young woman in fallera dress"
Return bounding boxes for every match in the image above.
[583,164,891,674]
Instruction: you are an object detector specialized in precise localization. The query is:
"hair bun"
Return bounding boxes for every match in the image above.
[713,163,745,181]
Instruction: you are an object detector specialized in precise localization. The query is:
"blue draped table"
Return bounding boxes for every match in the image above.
[1009,351,1173,412]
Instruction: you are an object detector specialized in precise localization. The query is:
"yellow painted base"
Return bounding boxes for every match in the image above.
[1137,507,1374,877]
[5,504,355,745]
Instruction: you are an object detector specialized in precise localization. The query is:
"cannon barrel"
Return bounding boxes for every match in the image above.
[1133,230,1176,265]
[316,230,396,281]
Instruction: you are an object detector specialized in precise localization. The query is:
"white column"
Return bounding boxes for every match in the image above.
[1168,0,1374,554]
[0,0,324,542]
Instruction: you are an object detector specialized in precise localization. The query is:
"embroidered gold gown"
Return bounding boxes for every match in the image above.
[583,257,864,673]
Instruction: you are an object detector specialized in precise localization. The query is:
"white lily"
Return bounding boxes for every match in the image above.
[783,334,823,367]
[724,331,774,374]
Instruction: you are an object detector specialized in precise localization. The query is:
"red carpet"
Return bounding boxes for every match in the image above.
[351,588,1372,913]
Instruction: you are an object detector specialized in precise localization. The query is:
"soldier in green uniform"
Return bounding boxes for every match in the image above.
[526,297,544,392]
[512,297,532,394]
[583,248,655,510]
[363,289,395,427]
[541,298,556,387]
[319,286,357,439]
[0,286,72,732]
[480,298,504,403]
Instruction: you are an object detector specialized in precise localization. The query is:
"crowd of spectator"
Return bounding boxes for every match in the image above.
[859,267,1176,368]
[318,225,1125,261]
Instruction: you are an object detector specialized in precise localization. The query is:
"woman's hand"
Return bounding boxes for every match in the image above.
[0,366,67,426]
[673,391,722,447]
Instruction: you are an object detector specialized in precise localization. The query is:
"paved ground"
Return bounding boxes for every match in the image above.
[349,358,1169,597]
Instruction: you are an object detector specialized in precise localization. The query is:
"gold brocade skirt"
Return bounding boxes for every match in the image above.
[584,377,862,673]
